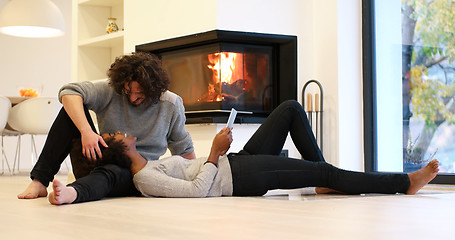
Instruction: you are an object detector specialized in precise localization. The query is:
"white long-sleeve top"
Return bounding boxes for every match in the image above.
[132,155,233,198]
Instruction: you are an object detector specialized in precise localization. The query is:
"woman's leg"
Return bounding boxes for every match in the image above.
[30,107,97,187]
[228,154,410,196]
[241,100,324,162]
[65,164,140,204]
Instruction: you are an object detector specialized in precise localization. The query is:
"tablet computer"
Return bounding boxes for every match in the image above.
[226,108,237,128]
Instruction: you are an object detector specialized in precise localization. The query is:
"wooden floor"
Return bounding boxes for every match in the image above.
[1,172,455,240]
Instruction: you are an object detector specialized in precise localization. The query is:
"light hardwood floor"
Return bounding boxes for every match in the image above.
[1,173,455,240]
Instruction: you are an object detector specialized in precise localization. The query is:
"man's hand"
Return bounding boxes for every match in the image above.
[61,95,107,161]
[81,130,108,160]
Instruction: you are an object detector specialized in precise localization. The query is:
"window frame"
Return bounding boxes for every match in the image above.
[362,0,455,184]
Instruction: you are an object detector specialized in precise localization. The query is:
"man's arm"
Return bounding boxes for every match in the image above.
[181,151,196,159]
[166,94,196,158]
[61,95,107,160]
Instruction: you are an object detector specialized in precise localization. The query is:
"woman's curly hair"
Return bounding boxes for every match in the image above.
[107,52,170,104]
[70,137,132,179]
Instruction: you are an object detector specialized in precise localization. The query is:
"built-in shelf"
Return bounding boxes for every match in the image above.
[78,31,124,47]
[79,0,123,7]
[73,0,124,82]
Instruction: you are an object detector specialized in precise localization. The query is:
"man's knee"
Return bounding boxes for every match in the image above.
[282,99,301,109]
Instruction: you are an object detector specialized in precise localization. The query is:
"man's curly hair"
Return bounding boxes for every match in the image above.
[70,137,132,179]
[107,52,170,104]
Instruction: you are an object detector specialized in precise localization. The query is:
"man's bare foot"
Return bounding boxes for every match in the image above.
[17,179,48,199]
[406,159,439,194]
[48,179,77,205]
[315,187,345,194]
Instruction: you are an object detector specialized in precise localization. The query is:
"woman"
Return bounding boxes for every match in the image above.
[49,100,439,204]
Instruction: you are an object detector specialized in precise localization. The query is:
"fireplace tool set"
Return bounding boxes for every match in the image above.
[302,79,323,152]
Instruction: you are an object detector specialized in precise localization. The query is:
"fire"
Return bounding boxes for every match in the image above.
[207,52,242,84]
[202,52,246,102]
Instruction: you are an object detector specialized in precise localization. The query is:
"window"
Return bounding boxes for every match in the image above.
[363,0,455,183]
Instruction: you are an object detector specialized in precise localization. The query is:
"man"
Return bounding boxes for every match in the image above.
[18,52,195,199]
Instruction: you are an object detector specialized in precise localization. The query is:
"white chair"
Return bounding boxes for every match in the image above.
[0,96,12,175]
[7,97,62,172]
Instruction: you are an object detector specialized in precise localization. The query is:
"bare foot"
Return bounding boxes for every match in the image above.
[17,179,48,199]
[48,179,77,205]
[315,187,345,194]
[406,159,439,194]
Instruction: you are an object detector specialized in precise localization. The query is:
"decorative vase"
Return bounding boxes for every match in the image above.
[106,18,119,34]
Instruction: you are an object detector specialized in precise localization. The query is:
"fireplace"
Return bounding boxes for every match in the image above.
[136,30,297,124]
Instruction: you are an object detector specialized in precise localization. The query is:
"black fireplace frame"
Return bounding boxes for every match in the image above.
[136,29,297,124]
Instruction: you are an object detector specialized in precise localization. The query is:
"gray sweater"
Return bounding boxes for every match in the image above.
[133,155,233,197]
[59,79,194,160]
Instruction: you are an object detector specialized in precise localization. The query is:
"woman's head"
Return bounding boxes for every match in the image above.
[100,131,137,150]
[107,52,170,106]
[70,133,133,179]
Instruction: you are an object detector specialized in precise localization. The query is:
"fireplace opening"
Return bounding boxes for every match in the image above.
[163,43,273,112]
[136,30,297,124]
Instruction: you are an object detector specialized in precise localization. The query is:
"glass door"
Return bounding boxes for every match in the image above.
[364,0,455,182]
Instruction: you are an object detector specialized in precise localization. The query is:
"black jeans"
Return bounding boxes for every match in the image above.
[68,164,141,203]
[30,107,96,186]
[228,100,410,196]
[30,107,140,201]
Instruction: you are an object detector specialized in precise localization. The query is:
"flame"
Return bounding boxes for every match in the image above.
[207,52,239,84]
[205,52,245,102]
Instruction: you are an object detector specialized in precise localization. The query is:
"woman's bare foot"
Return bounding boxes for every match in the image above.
[17,179,48,199]
[315,187,345,194]
[406,159,439,194]
[48,179,77,205]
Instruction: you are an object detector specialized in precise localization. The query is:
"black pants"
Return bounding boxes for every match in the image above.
[30,107,95,186]
[30,107,140,201]
[69,164,141,203]
[228,100,410,196]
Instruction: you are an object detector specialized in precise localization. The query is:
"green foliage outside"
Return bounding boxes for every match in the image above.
[402,0,455,169]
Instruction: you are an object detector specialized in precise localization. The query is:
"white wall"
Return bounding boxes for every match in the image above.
[124,0,218,53]
[336,0,363,170]
[0,0,72,171]
[0,0,71,97]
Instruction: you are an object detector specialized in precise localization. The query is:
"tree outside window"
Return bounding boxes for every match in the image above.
[366,0,455,180]
[401,0,455,173]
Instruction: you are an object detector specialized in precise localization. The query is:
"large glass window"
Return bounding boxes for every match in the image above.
[364,0,455,183]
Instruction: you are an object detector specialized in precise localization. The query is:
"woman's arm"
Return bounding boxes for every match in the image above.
[206,127,233,166]
[128,127,232,175]
[133,160,218,198]
[131,127,232,198]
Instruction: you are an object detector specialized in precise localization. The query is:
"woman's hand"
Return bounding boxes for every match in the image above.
[206,127,232,167]
[81,130,108,161]
[211,127,233,156]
